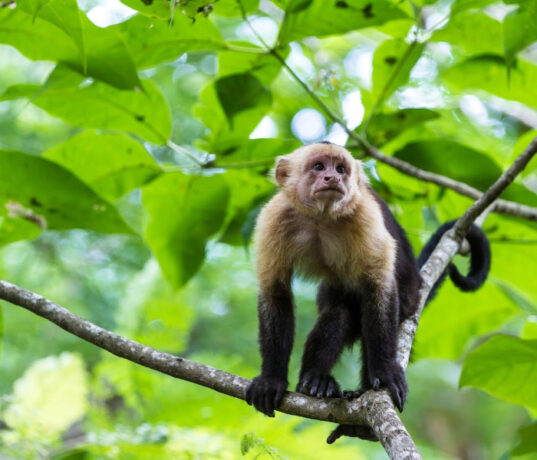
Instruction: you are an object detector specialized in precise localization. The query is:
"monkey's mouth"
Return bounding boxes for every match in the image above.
[316,186,344,194]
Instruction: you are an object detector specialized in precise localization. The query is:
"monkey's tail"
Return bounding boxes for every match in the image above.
[417,220,491,304]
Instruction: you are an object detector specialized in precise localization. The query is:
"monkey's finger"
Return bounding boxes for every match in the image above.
[275,386,285,409]
[372,377,380,390]
[301,374,314,392]
[389,384,403,412]
[310,376,321,396]
[264,389,276,417]
[325,379,340,398]
[245,384,253,405]
[316,376,329,398]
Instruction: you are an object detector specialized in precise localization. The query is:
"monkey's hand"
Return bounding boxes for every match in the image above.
[245,375,288,417]
[326,424,378,444]
[369,361,408,412]
[296,370,341,398]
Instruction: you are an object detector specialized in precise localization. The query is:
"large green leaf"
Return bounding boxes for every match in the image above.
[0,216,42,247]
[415,282,518,360]
[119,0,172,18]
[44,131,162,201]
[365,108,439,146]
[220,170,274,246]
[450,0,498,13]
[0,65,172,144]
[0,1,140,89]
[115,13,225,69]
[215,73,272,127]
[278,0,408,45]
[442,56,537,110]
[432,10,502,56]
[512,421,537,456]
[371,38,424,104]
[214,138,300,166]
[394,139,537,206]
[394,140,502,190]
[142,172,230,288]
[0,150,132,234]
[460,335,537,411]
[193,82,268,154]
[504,2,537,64]
[218,45,283,86]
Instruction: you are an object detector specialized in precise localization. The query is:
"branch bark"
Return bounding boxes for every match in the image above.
[0,134,536,459]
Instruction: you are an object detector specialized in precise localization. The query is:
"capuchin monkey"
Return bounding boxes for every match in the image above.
[245,142,490,433]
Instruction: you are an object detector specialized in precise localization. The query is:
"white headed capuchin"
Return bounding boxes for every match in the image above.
[245,142,490,425]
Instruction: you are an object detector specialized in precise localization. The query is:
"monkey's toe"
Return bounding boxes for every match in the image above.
[296,371,341,398]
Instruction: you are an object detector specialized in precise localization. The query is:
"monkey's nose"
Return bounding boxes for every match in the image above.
[323,175,332,182]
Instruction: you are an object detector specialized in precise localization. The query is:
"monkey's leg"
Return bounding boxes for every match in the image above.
[296,283,355,399]
[361,281,408,412]
[245,281,295,417]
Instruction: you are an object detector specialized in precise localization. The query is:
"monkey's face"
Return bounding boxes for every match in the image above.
[276,144,361,218]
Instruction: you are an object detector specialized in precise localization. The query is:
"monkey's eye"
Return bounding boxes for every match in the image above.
[312,162,324,171]
[336,165,346,174]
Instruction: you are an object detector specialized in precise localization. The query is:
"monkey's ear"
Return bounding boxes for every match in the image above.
[275,157,291,186]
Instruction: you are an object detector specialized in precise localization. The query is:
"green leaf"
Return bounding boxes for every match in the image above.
[215,73,272,127]
[442,56,537,110]
[371,39,424,105]
[365,108,440,146]
[44,131,162,200]
[213,0,259,17]
[460,335,537,411]
[119,0,173,18]
[1,65,172,144]
[3,353,88,441]
[142,172,230,288]
[450,0,498,13]
[240,432,255,455]
[512,421,537,455]
[219,45,284,86]
[0,150,132,234]
[504,2,537,63]
[394,140,502,190]
[522,319,537,340]
[278,0,408,45]
[215,138,300,166]
[220,170,274,246]
[0,215,42,247]
[415,282,518,360]
[115,13,225,69]
[194,83,268,154]
[432,10,502,56]
[1,1,140,89]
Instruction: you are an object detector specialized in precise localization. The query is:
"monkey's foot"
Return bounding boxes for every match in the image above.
[369,361,408,412]
[245,375,288,417]
[326,424,378,444]
[296,371,341,398]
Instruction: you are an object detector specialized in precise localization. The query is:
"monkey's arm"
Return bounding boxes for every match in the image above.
[361,278,408,412]
[245,279,295,417]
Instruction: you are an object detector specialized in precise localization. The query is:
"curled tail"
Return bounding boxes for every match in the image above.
[417,220,491,304]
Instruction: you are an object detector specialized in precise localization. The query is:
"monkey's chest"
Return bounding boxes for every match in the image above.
[292,228,363,282]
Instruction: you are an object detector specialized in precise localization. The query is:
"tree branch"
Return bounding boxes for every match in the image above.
[0,126,535,460]
[269,49,537,222]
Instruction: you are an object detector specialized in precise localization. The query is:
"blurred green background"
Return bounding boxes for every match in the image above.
[1,0,537,458]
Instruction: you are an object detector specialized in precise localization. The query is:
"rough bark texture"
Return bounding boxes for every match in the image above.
[0,137,536,460]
